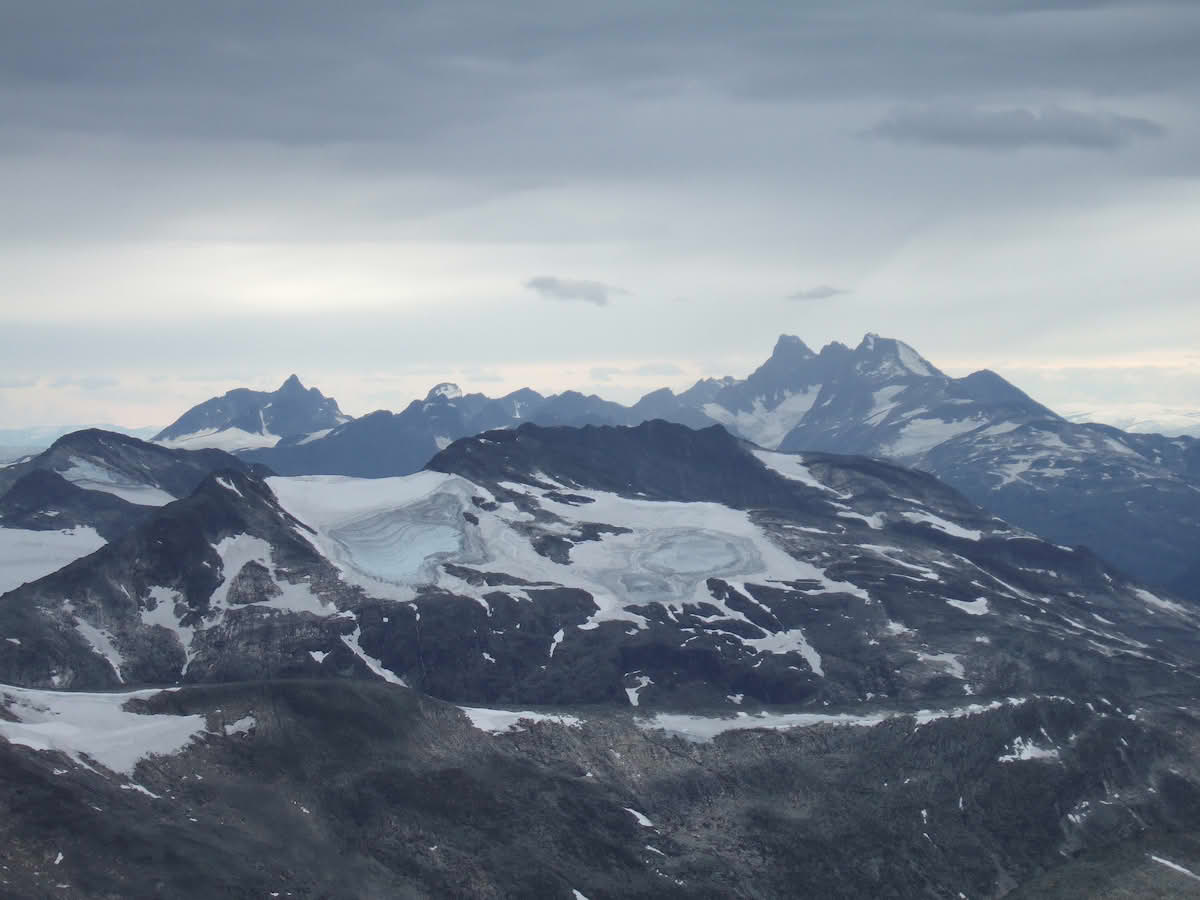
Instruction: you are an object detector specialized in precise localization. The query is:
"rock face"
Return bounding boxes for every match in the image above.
[153,374,349,450]
[1,420,1199,897]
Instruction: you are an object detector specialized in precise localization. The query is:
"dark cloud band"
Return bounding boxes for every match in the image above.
[526,277,628,306]
[865,105,1165,151]
[788,286,849,301]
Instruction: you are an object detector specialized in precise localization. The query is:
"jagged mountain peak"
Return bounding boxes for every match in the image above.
[425,382,463,402]
[278,373,306,392]
[753,334,817,373]
[771,333,816,358]
[819,340,851,356]
[857,331,880,351]
[677,375,740,406]
[634,386,677,403]
[851,332,942,379]
[154,375,348,451]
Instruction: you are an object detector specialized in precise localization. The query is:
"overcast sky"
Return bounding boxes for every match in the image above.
[1,0,1197,428]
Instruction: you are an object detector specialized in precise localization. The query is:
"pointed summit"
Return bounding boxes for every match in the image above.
[154,375,347,449]
[743,334,820,386]
[425,383,463,402]
[853,333,940,379]
[770,334,816,361]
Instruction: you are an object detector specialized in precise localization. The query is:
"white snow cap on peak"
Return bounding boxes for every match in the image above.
[856,333,937,377]
[427,382,463,401]
[892,340,935,377]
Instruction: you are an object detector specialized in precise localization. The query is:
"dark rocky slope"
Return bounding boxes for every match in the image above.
[1,680,1198,898]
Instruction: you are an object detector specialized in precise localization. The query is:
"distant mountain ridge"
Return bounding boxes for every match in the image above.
[236,333,1065,477]
[148,335,1200,600]
[773,334,1061,459]
[154,374,349,451]
[0,423,159,465]
[239,380,647,477]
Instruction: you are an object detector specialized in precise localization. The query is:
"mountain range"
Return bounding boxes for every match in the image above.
[153,374,350,451]
[2,338,1200,896]
[148,334,1200,604]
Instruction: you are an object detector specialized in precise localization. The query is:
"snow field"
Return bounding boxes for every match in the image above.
[640,697,1038,742]
[458,706,584,734]
[752,448,847,496]
[703,387,821,450]
[155,427,281,452]
[60,458,176,506]
[267,471,875,666]
[882,417,986,459]
[0,525,106,595]
[0,684,205,775]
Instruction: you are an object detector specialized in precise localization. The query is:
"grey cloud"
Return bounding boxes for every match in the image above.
[788,285,849,301]
[526,277,628,306]
[865,106,1166,150]
[50,375,119,390]
[2,2,1195,154]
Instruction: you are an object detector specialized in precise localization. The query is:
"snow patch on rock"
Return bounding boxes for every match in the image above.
[0,683,205,775]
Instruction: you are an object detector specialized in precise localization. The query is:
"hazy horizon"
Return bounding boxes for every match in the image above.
[2,330,1197,436]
